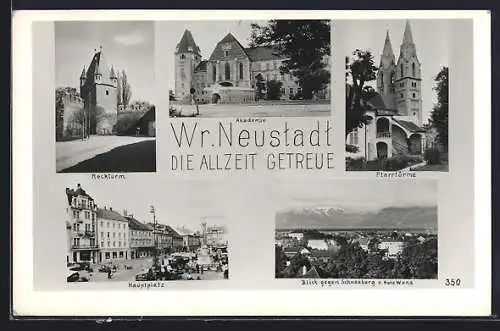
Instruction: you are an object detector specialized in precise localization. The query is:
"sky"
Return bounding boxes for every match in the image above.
[63,181,226,232]
[55,21,155,103]
[158,20,269,91]
[277,179,437,213]
[343,19,451,123]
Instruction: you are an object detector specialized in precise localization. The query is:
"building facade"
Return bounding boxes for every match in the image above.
[346,20,426,161]
[205,225,228,247]
[97,206,130,262]
[125,213,154,259]
[79,47,118,135]
[65,184,98,264]
[175,29,330,104]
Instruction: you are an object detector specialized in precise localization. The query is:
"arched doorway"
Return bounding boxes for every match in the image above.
[376,142,388,159]
[212,93,221,104]
[409,134,422,154]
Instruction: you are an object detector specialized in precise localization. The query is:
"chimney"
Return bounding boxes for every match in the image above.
[123,209,127,217]
[109,207,113,212]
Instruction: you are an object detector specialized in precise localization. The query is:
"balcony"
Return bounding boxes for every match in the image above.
[376,131,391,139]
[71,244,98,250]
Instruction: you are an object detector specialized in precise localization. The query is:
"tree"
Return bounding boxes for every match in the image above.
[430,67,448,150]
[249,20,331,99]
[118,70,132,107]
[345,50,378,137]
[266,80,283,100]
[255,73,266,100]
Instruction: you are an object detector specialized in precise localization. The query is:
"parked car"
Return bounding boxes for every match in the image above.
[67,271,80,282]
[135,268,151,281]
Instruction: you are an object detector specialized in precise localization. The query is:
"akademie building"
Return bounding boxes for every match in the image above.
[175,29,330,104]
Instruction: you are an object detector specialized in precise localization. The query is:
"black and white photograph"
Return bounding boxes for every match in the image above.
[275,180,438,279]
[161,20,331,118]
[65,182,229,283]
[345,20,449,172]
[55,21,156,173]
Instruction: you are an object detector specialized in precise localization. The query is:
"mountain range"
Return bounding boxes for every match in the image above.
[275,206,438,230]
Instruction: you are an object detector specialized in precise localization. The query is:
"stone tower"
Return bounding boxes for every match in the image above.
[175,30,201,102]
[395,20,422,126]
[377,30,397,110]
[80,47,118,134]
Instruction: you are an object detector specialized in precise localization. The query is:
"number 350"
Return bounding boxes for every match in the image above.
[445,278,461,286]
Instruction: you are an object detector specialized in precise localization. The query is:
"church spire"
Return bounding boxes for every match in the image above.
[380,30,395,67]
[402,20,414,45]
[80,65,86,79]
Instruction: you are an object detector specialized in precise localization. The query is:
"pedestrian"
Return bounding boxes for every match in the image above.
[107,269,112,279]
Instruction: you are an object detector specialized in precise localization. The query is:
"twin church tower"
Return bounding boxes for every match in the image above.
[377,20,422,126]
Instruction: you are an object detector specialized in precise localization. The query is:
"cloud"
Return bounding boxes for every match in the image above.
[113,31,146,46]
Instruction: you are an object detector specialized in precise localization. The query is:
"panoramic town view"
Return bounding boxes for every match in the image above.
[55,21,156,173]
[163,20,331,118]
[274,180,438,279]
[65,183,228,282]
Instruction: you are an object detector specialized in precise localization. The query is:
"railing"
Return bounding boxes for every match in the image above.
[71,244,98,249]
[376,131,391,139]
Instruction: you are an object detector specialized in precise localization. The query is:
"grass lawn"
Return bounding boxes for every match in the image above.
[61,140,156,173]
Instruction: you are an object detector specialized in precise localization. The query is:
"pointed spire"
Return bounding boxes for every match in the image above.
[176,29,200,55]
[80,65,86,79]
[382,30,394,57]
[402,20,414,45]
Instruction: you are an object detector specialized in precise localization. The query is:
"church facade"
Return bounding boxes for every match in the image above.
[79,47,118,135]
[174,30,330,104]
[346,20,426,161]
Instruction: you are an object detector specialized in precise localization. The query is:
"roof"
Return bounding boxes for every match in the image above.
[366,93,388,110]
[380,30,396,67]
[126,216,153,231]
[208,33,250,61]
[393,118,425,132]
[298,266,320,278]
[85,49,114,86]
[194,60,207,72]
[175,226,195,236]
[97,208,128,222]
[65,184,94,205]
[244,46,283,62]
[176,29,201,55]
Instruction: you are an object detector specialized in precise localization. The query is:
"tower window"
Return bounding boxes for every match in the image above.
[224,51,229,57]
[400,93,403,98]
[181,54,185,59]
[105,90,109,95]
[412,63,416,77]
[225,62,230,80]
[400,63,404,77]
[212,64,217,82]
[239,63,244,80]
[412,93,416,98]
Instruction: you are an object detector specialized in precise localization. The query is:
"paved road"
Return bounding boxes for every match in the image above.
[177,103,331,118]
[56,136,155,172]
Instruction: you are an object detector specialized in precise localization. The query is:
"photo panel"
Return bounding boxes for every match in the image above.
[54,21,157,173]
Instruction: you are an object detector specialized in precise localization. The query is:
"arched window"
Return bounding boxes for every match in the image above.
[212,64,216,82]
[400,63,404,77]
[225,62,230,80]
[180,54,185,59]
[412,62,416,77]
[239,63,244,80]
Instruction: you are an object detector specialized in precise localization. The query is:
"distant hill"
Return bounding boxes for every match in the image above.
[275,206,437,230]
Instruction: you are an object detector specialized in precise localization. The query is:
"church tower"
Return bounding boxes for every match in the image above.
[377,31,397,110]
[395,20,422,126]
[175,29,201,102]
